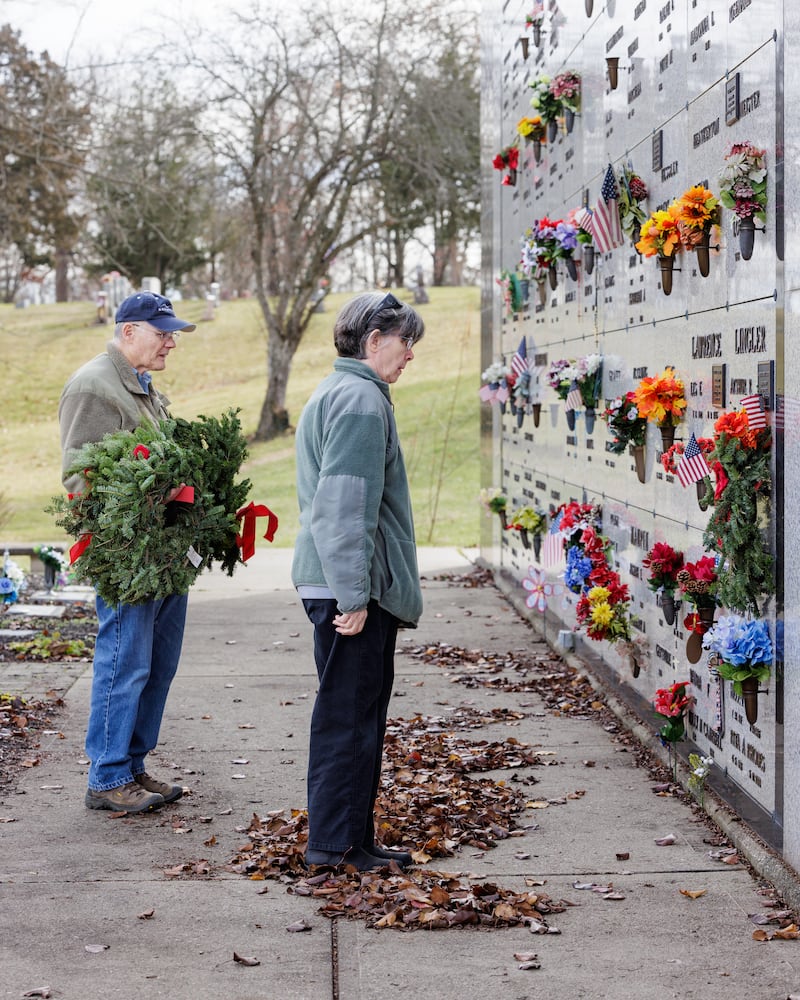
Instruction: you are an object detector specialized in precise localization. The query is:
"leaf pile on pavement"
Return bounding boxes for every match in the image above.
[0,692,63,792]
[230,715,537,878]
[405,642,609,719]
[290,868,570,931]
[225,709,569,930]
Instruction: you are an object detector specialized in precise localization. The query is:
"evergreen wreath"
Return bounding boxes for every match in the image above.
[49,409,252,606]
[702,422,773,615]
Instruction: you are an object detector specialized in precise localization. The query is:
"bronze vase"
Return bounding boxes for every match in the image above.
[738,217,756,260]
[658,254,674,295]
[632,444,646,483]
[532,403,542,427]
[659,423,675,453]
[661,593,677,626]
[696,228,711,277]
[741,675,760,725]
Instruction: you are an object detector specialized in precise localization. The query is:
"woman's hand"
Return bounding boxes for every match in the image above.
[333,608,368,636]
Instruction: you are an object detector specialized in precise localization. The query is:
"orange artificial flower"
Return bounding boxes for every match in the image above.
[633,366,687,427]
[635,204,682,258]
[676,185,720,247]
[517,115,547,140]
[714,409,757,449]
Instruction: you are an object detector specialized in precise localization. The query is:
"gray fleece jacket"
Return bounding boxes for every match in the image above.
[291,357,422,627]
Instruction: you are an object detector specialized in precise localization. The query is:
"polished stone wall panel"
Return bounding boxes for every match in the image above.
[483,0,787,845]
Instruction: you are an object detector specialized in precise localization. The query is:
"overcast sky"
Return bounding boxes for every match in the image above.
[3,0,227,65]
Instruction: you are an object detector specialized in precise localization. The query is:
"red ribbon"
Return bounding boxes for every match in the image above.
[69,533,92,564]
[172,485,195,503]
[235,502,278,561]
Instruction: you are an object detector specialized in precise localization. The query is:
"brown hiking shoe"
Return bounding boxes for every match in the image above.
[85,780,164,813]
[134,771,184,803]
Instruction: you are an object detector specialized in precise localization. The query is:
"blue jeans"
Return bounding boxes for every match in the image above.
[303,598,398,853]
[86,593,188,791]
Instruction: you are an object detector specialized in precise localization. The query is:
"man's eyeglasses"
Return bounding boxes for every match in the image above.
[363,292,403,333]
[131,322,180,342]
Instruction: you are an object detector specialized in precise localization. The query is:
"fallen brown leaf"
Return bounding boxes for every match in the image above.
[680,889,707,900]
[286,919,312,933]
[655,834,676,846]
[233,952,260,966]
[137,909,155,920]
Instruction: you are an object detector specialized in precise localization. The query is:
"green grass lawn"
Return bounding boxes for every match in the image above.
[1,286,481,549]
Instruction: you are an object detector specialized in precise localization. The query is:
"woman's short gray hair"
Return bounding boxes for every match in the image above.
[333,292,425,358]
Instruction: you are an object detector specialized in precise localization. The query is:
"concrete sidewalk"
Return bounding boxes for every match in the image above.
[1,548,798,999]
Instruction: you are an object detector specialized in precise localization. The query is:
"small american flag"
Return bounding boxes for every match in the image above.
[542,510,565,567]
[574,206,593,234]
[741,394,767,430]
[677,433,712,488]
[588,164,624,253]
[511,337,529,379]
[564,381,582,412]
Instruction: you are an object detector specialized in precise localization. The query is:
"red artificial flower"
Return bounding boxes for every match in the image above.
[711,460,729,500]
[507,146,520,170]
[492,154,506,171]
[686,555,716,582]
[714,409,756,448]
[653,681,692,718]
[133,445,150,459]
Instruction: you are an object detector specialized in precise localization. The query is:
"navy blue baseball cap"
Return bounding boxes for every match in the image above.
[115,292,196,332]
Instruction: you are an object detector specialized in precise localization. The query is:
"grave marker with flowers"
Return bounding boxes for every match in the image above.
[635,203,683,294]
[702,614,772,725]
[632,366,687,453]
[643,542,684,626]
[528,74,561,142]
[550,70,581,134]
[601,392,648,482]
[676,556,719,663]
[718,141,767,260]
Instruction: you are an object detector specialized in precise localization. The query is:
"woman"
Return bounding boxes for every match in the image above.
[292,291,425,871]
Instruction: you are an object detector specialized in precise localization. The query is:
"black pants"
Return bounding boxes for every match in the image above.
[302,598,398,853]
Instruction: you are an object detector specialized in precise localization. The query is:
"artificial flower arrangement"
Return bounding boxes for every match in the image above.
[530,217,579,277]
[1,553,25,606]
[674,185,720,248]
[479,360,513,408]
[479,487,508,527]
[495,269,524,317]
[547,358,574,401]
[34,544,68,571]
[601,392,647,454]
[525,6,545,29]
[618,166,649,241]
[643,541,684,625]
[652,681,693,746]
[676,555,718,662]
[719,142,767,223]
[643,542,684,597]
[509,505,546,533]
[702,407,773,614]
[660,437,714,476]
[508,505,547,554]
[550,70,581,115]
[575,578,632,643]
[528,74,561,129]
[703,614,772,723]
[0,554,23,605]
[492,143,520,186]
[519,226,549,285]
[633,366,687,450]
[574,354,603,410]
[676,555,718,614]
[635,204,682,260]
[517,115,547,144]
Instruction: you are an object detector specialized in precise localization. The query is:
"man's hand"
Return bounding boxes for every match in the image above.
[333,608,368,636]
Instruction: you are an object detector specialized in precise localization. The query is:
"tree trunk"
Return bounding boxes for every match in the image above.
[254,328,297,440]
[55,248,70,302]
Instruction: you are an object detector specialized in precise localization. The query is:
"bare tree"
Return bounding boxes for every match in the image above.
[190,1,440,440]
[0,23,90,301]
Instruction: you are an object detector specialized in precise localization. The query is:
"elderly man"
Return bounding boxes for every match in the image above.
[59,291,195,813]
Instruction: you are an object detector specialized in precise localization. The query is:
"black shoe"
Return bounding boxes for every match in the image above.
[305,847,388,871]
[366,844,413,867]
